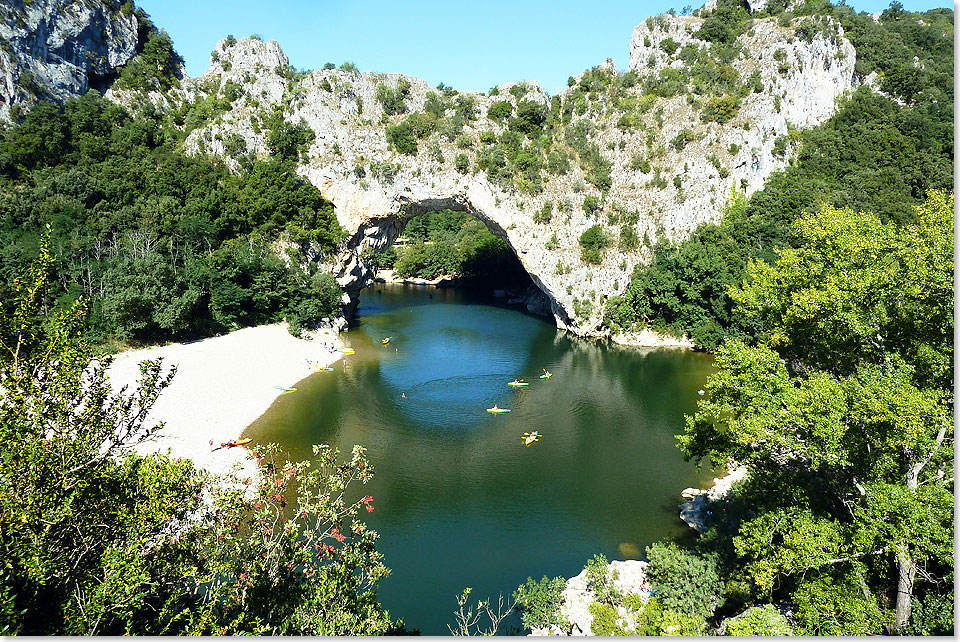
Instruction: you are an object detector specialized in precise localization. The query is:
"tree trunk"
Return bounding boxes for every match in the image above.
[894,546,916,632]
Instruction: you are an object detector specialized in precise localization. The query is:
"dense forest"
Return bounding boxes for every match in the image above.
[0,91,344,349]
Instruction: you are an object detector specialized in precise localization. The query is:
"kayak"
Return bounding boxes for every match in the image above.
[381,337,391,345]
[522,431,541,446]
[486,407,512,414]
[337,347,355,354]
[274,385,297,392]
[312,364,334,371]
[222,437,252,448]
[508,381,529,387]
[539,373,552,379]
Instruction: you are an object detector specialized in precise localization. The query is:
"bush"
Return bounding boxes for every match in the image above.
[508,100,548,136]
[579,225,610,265]
[385,121,417,155]
[375,80,410,116]
[513,576,567,631]
[582,194,601,215]
[723,605,794,636]
[660,37,681,55]
[701,95,740,123]
[644,543,724,619]
[670,128,696,151]
[487,100,513,122]
[534,202,553,224]
[454,153,470,173]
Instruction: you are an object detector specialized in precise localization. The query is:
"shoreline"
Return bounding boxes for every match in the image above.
[107,323,345,481]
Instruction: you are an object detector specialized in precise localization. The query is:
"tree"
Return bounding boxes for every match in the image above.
[679,193,954,634]
[0,241,398,634]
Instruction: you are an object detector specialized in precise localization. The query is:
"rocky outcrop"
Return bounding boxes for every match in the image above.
[679,464,749,532]
[0,0,142,120]
[166,6,858,337]
[531,560,650,636]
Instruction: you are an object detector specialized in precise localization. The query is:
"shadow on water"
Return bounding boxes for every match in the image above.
[246,283,717,634]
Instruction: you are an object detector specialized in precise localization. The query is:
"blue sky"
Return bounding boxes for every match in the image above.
[136,0,954,94]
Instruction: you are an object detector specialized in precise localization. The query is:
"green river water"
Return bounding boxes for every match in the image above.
[246,283,716,634]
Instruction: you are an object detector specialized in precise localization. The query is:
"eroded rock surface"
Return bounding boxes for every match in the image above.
[169,8,858,335]
[0,0,141,120]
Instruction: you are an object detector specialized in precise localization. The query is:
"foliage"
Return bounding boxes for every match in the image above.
[487,100,512,122]
[0,245,397,635]
[266,117,315,162]
[513,575,567,631]
[606,83,953,349]
[645,543,724,619]
[722,604,794,636]
[115,29,182,92]
[0,92,345,347]
[385,120,418,155]
[902,590,954,636]
[375,80,410,116]
[698,0,751,44]
[680,193,954,634]
[584,555,622,605]
[393,210,519,282]
[578,225,609,265]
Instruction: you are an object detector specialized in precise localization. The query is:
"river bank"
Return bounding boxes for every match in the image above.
[107,323,345,480]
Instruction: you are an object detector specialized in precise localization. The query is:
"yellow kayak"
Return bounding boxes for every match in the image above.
[522,431,541,446]
[337,347,355,355]
[487,407,512,414]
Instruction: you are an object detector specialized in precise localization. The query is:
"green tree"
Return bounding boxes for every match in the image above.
[0,243,398,634]
[679,193,954,634]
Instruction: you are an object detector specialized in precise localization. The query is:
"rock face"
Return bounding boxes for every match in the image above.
[0,0,141,120]
[531,560,650,636]
[167,6,859,336]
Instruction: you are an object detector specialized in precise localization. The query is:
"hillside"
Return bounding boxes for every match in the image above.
[0,0,953,346]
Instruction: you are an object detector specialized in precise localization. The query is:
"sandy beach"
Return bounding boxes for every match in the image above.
[108,323,344,481]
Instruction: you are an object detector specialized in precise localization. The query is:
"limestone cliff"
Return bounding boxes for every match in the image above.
[0,0,142,120]
[161,6,859,337]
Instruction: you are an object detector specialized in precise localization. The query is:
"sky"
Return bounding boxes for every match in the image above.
[135,0,955,95]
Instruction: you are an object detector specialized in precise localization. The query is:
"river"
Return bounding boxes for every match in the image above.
[246,283,716,634]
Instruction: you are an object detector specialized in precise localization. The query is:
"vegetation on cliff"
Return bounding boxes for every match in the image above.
[605,2,953,349]
[0,91,344,348]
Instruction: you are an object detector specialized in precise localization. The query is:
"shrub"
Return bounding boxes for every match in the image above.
[582,194,602,215]
[670,128,696,151]
[723,605,795,636]
[487,100,513,122]
[369,161,401,183]
[385,121,417,155]
[644,543,724,620]
[375,80,410,116]
[534,201,553,224]
[579,225,610,264]
[508,83,530,99]
[454,153,470,173]
[509,100,548,136]
[701,94,740,123]
[513,576,567,631]
[659,37,681,55]
[619,225,640,252]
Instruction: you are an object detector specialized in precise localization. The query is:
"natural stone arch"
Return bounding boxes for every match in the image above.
[326,190,572,327]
